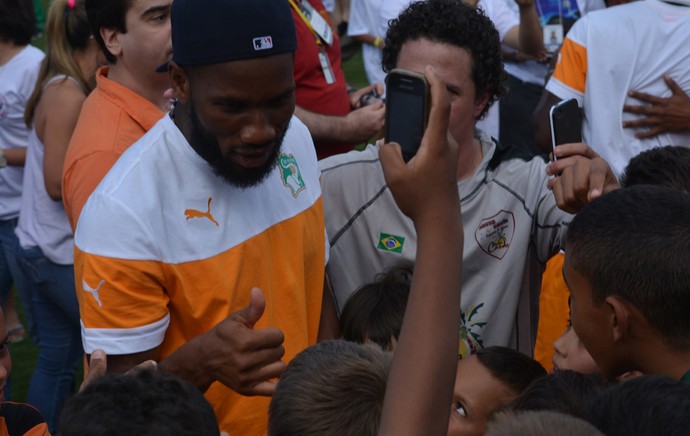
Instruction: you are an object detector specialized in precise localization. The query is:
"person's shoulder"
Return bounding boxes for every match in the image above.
[319,143,381,174]
[22,45,45,64]
[486,136,551,190]
[485,135,541,172]
[319,145,385,211]
[41,76,86,104]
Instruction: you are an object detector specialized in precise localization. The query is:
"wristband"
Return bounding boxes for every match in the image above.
[373,37,383,48]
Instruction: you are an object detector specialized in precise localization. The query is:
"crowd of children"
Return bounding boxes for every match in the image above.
[0,0,689,434]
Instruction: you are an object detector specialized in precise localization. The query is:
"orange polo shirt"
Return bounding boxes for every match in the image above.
[62,66,164,232]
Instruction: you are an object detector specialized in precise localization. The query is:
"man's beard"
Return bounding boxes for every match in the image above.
[187,104,286,188]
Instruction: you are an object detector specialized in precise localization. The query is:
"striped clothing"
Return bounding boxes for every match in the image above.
[546,0,690,176]
[75,115,327,434]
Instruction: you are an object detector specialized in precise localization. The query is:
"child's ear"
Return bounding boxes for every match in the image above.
[605,295,630,343]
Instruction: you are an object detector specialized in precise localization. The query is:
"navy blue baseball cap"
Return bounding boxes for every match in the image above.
[157,0,297,72]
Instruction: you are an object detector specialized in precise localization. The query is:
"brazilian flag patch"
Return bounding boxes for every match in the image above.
[377,233,405,253]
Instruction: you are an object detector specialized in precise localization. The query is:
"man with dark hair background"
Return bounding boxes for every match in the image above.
[63,0,172,231]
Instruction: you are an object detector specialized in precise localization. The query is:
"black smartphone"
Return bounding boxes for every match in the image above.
[549,98,582,160]
[385,69,430,161]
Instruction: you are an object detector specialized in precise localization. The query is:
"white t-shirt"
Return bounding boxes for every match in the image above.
[348,0,385,85]
[546,0,690,176]
[502,0,605,86]
[475,0,520,138]
[15,76,78,265]
[0,45,44,220]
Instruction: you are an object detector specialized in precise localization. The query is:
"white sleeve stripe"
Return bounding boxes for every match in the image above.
[545,77,584,104]
[80,313,170,355]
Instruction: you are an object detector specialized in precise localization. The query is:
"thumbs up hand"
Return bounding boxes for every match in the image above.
[201,288,286,396]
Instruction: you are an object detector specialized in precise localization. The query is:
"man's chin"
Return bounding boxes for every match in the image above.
[212,156,278,189]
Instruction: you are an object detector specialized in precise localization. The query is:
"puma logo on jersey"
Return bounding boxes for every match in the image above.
[82,279,105,308]
[184,197,219,227]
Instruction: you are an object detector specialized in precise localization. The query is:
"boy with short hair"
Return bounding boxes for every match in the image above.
[564,185,690,381]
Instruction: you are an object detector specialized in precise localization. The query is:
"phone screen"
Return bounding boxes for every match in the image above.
[385,70,429,161]
[549,98,582,160]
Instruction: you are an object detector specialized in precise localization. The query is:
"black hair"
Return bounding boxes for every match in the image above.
[84,0,132,63]
[475,346,547,395]
[620,145,690,192]
[340,265,412,351]
[269,340,392,436]
[566,185,690,349]
[508,370,609,420]
[381,0,505,120]
[57,369,219,436]
[0,0,36,46]
[588,375,690,436]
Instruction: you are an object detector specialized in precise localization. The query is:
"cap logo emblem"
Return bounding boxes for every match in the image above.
[253,36,273,50]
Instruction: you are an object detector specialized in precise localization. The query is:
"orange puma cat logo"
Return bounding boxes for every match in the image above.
[184,197,219,227]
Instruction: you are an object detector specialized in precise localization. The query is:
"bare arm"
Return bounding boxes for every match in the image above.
[379,66,463,436]
[352,34,384,49]
[503,0,544,56]
[104,288,287,395]
[317,274,340,341]
[294,83,385,145]
[2,148,26,166]
[39,79,86,201]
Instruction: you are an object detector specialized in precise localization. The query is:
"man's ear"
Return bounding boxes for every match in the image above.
[101,28,123,58]
[169,62,190,104]
[473,91,491,119]
[605,295,630,343]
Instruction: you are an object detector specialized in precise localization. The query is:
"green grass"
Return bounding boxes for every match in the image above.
[7,297,38,402]
[9,1,367,404]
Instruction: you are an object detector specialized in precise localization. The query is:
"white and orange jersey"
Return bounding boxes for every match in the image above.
[546,0,690,176]
[74,114,327,433]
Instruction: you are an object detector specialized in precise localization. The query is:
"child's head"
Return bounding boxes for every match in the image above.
[0,0,35,46]
[620,145,690,192]
[486,410,604,436]
[448,346,546,436]
[564,185,690,379]
[552,326,598,375]
[340,265,412,351]
[269,340,391,436]
[508,370,608,419]
[588,375,690,436]
[58,369,219,435]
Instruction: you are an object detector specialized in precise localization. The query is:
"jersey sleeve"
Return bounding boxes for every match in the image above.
[545,16,589,104]
[74,193,170,355]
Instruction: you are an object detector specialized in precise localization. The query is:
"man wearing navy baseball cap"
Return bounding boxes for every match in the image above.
[72,0,337,433]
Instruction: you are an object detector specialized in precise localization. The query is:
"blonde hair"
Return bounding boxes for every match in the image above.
[25,0,93,126]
